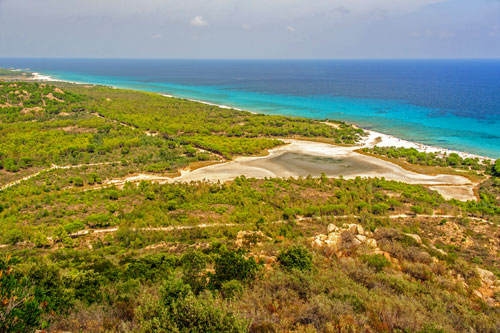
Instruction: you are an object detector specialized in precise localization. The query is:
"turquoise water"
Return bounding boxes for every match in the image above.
[2,59,499,158]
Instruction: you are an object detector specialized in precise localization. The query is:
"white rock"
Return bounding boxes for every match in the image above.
[312,238,324,249]
[357,225,365,235]
[324,239,340,252]
[477,268,497,285]
[327,233,341,242]
[345,224,360,234]
[327,224,340,233]
[366,238,377,248]
[355,235,367,243]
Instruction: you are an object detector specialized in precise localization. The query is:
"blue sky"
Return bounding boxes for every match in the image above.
[0,0,499,58]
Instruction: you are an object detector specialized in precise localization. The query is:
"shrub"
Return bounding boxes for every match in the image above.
[278,245,313,271]
[402,263,433,281]
[220,280,244,299]
[181,251,208,293]
[5,229,23,245]
[210,250,260,289]
[361,254,390,272]
[72,177,84,187]
[411,205,424,215]
[0,256,42,332]
[372,203,389,215]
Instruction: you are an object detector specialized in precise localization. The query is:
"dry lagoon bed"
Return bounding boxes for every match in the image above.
[107,140,476,202]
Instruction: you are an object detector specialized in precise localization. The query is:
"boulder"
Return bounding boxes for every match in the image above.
[477,268,497,285]
[355,235,367,243]
[327,224,340,233]
[345,224,362,235]
[365,238,377,248]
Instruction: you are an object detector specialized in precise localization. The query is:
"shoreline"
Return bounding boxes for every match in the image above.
[28,71,494,161]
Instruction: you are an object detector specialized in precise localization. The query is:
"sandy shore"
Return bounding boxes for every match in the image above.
[359,128,492,161]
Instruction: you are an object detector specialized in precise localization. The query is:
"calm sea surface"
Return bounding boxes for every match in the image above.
[1,58,499,158]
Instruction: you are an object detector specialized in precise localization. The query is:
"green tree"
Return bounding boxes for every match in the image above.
[493,159,500,177]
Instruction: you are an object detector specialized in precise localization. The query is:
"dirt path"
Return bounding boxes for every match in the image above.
[0,215,490,249]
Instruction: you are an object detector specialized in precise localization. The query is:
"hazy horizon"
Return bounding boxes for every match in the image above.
[1,0,499,59]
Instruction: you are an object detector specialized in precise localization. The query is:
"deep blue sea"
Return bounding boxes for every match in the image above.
[1,58,499,158]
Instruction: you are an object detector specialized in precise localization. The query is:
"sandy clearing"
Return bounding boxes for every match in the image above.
[429,185,477,202]
[103,139,475,201]
[170,140,471,186]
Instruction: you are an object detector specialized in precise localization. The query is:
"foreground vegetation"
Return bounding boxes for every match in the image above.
[2,73,500,332]
[2,174,500,332]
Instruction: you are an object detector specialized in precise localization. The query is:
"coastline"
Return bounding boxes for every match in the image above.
[29,71,494,161]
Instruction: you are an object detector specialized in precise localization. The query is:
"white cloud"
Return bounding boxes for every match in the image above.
[242,23,252,31]
[286,25,296,32]
[151,33,162,39]
[191,15,208,27]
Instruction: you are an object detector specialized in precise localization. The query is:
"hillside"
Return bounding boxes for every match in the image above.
[1,77,500,332]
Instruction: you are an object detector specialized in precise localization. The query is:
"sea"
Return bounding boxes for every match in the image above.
[1,58,499,158]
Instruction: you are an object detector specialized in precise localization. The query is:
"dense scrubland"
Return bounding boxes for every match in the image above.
[2,76,500,332]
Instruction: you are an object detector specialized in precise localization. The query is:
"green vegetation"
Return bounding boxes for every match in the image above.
[362,146,488,171]
[278,246,313,271]
[1,79,500,332]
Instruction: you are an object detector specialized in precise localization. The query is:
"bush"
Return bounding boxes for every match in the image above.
[140,292,249,333]
[5,229,23,245]
[210,249,260,289]
[1,256,42,332]
[72,177,84,187]
[361,254,390,272]
[278,245,313,271]
[181,251,208,293]
[220,280,244,299]
[402,263,433,281]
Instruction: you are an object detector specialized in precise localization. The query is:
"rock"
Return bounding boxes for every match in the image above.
[357,225,365,235]
[312,238,324,249]
[405,233,422,244]
[324,239,340,252]
[345,224,361,235]
[327,233,341,242]
[487,298,497,306]
[327,224,340,233]
[435,248,447,256]
[477,268,497,285]
[473,290,483,299]
[355,235,367,243]
[366,238,377,248]
[343,237,362,250]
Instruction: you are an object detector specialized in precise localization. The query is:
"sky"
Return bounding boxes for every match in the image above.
[0,0,499,59]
